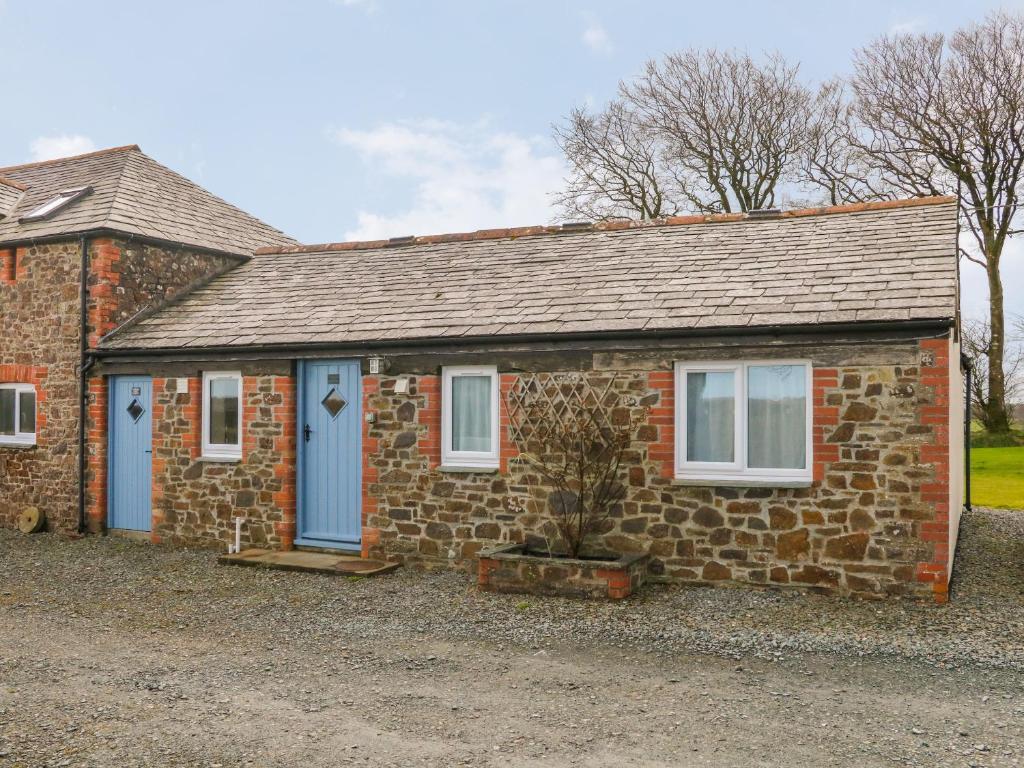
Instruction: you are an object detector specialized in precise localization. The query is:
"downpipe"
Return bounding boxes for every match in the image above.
[77,235,91,534]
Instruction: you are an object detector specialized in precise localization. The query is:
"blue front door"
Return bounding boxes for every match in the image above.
[297,360,362,549]
[108,375,153,532]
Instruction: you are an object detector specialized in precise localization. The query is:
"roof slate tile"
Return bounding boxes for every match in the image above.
[0,145,295,256]
[102,199,958,351]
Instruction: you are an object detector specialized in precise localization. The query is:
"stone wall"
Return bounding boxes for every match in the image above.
[363,336,956,601]
[144,374,294,549]
[87,237,239,346]
[0,241,82,531]
[0,235,243,534]
[82,332,957,600]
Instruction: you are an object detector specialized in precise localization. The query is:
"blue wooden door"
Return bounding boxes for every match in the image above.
[108,375,153,531]
[297,360,362,549]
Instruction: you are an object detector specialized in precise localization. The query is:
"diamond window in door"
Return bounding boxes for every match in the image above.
[126,398,146,423]
[321,387,347,419]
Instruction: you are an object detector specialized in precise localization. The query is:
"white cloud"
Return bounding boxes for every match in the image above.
[29,134,96,162]
[582,18,612,55]
[329,119,565,241]
[888,16,928,35]
[332,0,377,13]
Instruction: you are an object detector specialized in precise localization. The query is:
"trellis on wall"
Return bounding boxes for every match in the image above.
[504,372,625,450]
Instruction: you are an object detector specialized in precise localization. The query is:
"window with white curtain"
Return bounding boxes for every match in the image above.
[0,383,36,446]
[442,366,499,468]
[675,361,812,484]
[202,371,242,460]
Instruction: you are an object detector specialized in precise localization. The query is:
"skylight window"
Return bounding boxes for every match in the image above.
[19,186,92,222]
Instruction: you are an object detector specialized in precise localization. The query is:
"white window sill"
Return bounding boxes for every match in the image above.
[0,439,36,448]
[673,477,812,489]
[199,453,242,463]
[438,464,499,474]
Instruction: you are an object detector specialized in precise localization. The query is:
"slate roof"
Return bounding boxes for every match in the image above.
[101,197,958,352]
[0,146,296,256]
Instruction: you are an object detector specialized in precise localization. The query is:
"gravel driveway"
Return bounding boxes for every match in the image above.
[1,507,1022,767]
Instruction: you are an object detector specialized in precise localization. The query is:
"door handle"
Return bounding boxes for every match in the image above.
[304,423,313,443]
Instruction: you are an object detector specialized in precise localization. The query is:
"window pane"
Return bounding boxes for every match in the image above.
[747,365,806,469]
[451,375,492,452]
[209,378,239,446]
[686,371,735,462]
[0,389,13,435]
[18,390,35,434]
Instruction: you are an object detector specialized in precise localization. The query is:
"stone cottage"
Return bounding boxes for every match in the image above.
[0,145,966,601]
[0,145,295,533]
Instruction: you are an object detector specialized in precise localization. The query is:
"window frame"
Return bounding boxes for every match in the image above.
[19,186,92,223]
[201,371,243,461]
[0,383,37,447]
[441,365,500,469]
[674,360,813,484]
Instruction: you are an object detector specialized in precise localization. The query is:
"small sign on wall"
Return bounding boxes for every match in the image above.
[176,378,189,394]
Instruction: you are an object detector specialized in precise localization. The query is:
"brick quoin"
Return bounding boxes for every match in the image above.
[0,248,16,285]
[361,375,381,558]
[915,338,952,603]
[499,374,516,473]
[812,368,841,484]
[149,378,166,541]
[86,238,122,347]
[85,376,108,533]
[13,247,28,282]
[272,376,297,551]
[646,370,675,479]
[417,375,441,469]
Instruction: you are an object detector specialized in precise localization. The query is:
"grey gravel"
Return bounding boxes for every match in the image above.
[0,507,1022,767]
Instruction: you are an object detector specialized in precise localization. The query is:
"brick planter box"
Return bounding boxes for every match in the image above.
[477,544,649,600]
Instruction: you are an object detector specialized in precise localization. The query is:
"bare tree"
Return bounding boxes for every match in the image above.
[851,12,1024,432]
[962,317,1023,428]
[625,49,813,213]
[553,100,678,221]
[800,79,894,204]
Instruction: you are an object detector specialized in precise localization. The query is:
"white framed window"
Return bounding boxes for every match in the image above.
[202,371,242,460]
[675,361,812,484]
[442,365,500,469]
[0,383,37,446]
[19,186,92,222]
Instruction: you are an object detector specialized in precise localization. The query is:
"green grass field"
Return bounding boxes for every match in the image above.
[970,446,1024,509]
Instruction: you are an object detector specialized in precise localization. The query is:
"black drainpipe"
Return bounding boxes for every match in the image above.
[963,355,972,512]
[77,235,90,534]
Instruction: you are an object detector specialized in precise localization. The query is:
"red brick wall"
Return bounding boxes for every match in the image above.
[417,375,441,469]
[916,337,952,602]
[812,367,841,483]
[271,375,297,551]
[85,377,108,533]
[0,248,16,285]
[361,375,380,558]
[646,371,674,480]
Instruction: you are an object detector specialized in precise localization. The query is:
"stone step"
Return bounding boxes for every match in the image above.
[218,548,400,577]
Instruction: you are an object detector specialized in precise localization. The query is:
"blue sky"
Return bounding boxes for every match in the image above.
[1,0,1020,321]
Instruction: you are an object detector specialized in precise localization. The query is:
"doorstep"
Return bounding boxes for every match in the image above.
[218,548,399,577]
